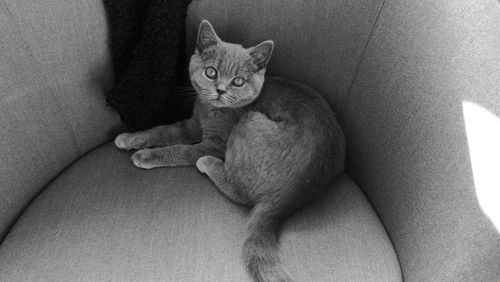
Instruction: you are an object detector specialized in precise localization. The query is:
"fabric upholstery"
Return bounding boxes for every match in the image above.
[186,0,500,280]
[0,0,122,240]
[344,1,500,280]
[0,143,401,282]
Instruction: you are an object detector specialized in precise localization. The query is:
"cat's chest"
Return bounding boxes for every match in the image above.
[201,108,238,126]
[195,102,240,139]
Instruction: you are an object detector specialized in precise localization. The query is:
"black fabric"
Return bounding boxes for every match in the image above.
[103,0,193,129]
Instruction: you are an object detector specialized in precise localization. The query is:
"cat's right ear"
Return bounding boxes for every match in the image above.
[249,40,274,71]
[196,20,219,53]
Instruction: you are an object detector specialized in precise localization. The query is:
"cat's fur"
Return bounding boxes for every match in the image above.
[114,20,345,282]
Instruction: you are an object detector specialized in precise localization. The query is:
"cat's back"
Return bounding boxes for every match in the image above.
[227,76,345,197]
[249,76,339,136]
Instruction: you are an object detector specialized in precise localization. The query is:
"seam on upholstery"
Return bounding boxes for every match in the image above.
[345,0,386,98]
[1,0,81,155]
[343,2,405,280]
[1,1,31,53]
[0,137,116,244]
[344,171,404,281]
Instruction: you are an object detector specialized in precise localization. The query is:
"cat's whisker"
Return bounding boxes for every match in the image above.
[172,87,197,91]
[167,94,198,104]
[170,94,197,99]
[171,95,198,102]
[164,97,198,111]
[171,90,198,95]
[169,93,198,99]
[170,92,197,96]
[201,89,214,95]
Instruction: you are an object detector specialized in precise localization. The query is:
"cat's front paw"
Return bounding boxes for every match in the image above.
[115,133,146,150]
[131,149,158,169]
[196,155,220,174]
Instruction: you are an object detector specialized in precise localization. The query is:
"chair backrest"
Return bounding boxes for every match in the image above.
[0,0,121,241]
[186,0,500,280]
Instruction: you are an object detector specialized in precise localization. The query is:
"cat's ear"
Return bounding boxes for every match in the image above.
[249,40,274,70]
[196,20,219,52]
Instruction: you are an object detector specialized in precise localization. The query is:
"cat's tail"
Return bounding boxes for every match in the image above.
[243,202,291,282]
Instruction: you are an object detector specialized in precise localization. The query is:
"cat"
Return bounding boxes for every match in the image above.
[114,19,345,282]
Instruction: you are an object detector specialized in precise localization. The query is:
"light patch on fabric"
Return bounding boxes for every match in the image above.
[463,101,500,232]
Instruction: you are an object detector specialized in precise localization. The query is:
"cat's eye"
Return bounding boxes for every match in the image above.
[205,66,217,79]
[232,77,245,87]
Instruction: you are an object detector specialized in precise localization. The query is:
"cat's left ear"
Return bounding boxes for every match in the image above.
[249,40,274,70]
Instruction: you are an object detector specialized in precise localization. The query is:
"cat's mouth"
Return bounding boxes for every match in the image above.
[204,91,231,107]
[198,89,222,103]
[201,89,247,108]
[208,97,228,107]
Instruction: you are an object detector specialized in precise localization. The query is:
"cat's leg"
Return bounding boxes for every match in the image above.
[131,141,222,169]
[115,118,202,150]
[196,156,251,206]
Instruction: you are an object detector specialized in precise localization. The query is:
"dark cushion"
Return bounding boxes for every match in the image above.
[0,143,401,281]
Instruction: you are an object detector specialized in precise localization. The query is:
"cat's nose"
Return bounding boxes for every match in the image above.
[216,88,226,95]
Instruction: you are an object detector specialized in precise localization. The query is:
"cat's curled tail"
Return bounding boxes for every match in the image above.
[243,202,292,282]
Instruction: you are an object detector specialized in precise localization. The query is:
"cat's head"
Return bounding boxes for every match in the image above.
[189,20,274,108]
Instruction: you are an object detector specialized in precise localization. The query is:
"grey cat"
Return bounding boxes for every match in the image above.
[114,20,345,282]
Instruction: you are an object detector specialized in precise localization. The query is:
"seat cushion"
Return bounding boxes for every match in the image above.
[0,143,401,282]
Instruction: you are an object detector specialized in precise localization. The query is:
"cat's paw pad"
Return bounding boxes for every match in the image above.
[131,149,157,169]
[196,156,215,174]
[196,155,223,174]
[196,156,209,174]
[115,133,146,150]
